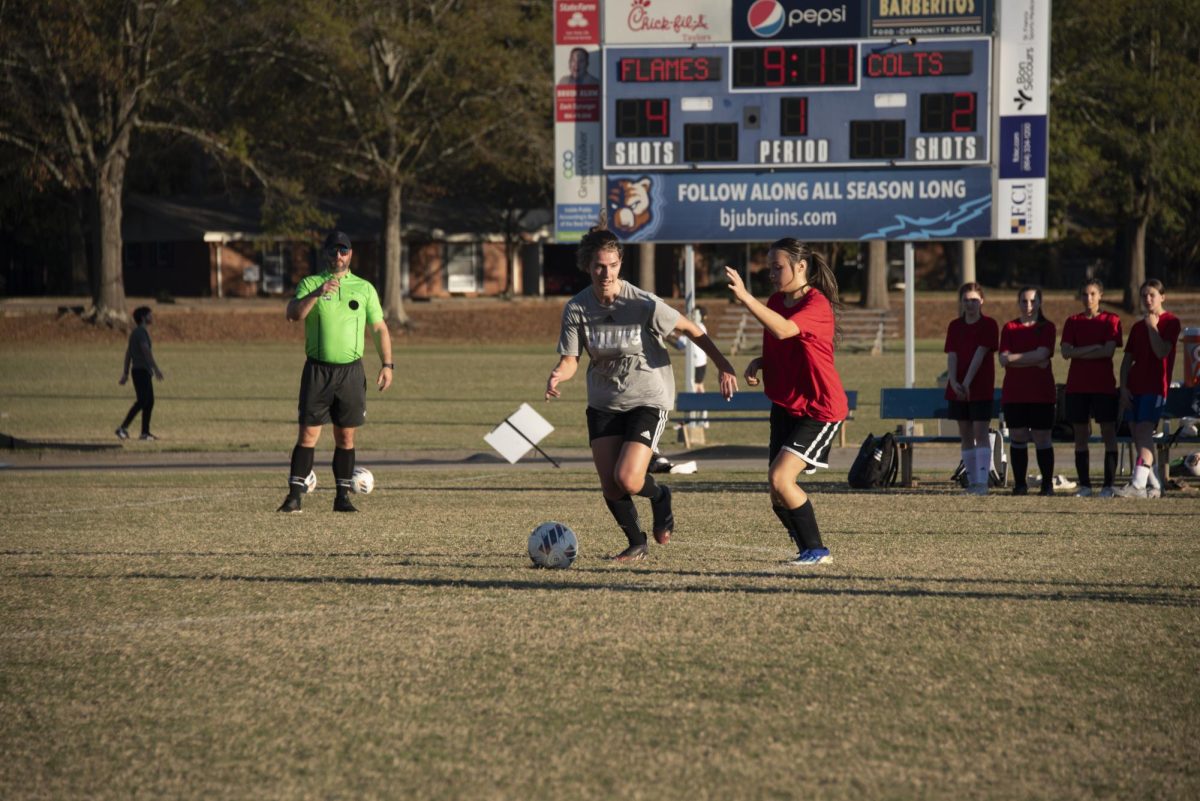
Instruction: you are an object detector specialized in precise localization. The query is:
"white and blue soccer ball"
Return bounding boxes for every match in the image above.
[528,522,578,569]
[350,467,375,494]
[1184,451,1200,478]
[303,470,317,493]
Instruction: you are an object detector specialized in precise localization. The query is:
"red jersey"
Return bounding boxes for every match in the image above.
[762,290,848,422]
[944,315,999,402]
[1061,311,1122,394]
[1125,312,1181,397]
[1000,319,1057,404]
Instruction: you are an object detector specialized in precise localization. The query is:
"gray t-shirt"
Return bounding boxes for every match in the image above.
[557,281,681,412]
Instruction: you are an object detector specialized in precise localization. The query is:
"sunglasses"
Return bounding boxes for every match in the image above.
[328,245,351,256]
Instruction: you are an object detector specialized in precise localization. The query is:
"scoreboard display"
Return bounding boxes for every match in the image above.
[555,0,1047,243]
[604,38,991,171]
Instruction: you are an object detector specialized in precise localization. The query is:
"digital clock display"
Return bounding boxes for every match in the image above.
[920,92,977,133]
[618,56,722,83]
[615,99,670,138]
[732,45,857,88]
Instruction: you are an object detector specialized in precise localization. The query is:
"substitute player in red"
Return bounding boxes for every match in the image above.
[1115,279,1181,498]
[945,282,1000,495]
[725,239,847,566]
[1060,278,1123,497]
[998,287,1057,495]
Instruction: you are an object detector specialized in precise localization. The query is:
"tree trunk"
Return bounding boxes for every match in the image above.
[638,242,655,292]
[1123,213,1149,312]
[863,240,889,309]
[382,180,409,329]
[67,194,92,296]
[87,147,130,328]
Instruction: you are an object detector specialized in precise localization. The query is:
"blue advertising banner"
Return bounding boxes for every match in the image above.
[732,0,864,41]
[998,115,1047,180]
[606,167,993,242]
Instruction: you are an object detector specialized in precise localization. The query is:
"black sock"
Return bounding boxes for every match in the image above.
[333,447,355,498]
[1010,444,1029,488]
[787,501,823,551]
[1036,446,1055,492]
[604,495,645,546]
[1074,450,1090,488]
[772,505,801,550]
[287,445,315,497]
[636,473,664,502]
[1103,450,1118,488]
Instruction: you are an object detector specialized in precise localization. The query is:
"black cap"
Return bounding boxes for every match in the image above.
[324,231,352,250]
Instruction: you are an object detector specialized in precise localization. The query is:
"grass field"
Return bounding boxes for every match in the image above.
[2,342,1198,799]
[1,340,1014,452]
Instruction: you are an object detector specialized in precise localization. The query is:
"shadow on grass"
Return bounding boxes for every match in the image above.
[13,568,1200,608]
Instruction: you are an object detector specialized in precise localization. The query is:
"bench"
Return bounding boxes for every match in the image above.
[673,390,858,449]
[879,386,1200,487]
[879,388,1003,487]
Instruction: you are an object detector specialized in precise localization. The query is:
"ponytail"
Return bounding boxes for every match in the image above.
[769,238,842,344]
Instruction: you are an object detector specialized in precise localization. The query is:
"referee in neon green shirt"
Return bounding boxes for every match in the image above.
[278,231,393,513]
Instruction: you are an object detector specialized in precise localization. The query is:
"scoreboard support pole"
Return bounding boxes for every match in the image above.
[903,242,916,436]
[684,244,696,384]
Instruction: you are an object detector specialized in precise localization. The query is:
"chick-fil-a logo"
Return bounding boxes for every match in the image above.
[625,0,711,38]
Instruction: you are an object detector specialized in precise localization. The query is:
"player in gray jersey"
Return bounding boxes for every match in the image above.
[546,223,737,562]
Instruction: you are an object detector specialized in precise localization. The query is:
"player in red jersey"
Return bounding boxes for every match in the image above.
[725,239,848,566]
[999,287,1057,495]
[945,282,1000,495]
[1115,280,1182,498]
[1060,279,1123,497]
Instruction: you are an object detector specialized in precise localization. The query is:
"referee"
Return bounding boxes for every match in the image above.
[278,231,393,513]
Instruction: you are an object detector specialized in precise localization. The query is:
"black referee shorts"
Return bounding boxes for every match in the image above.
[297,359,367,428]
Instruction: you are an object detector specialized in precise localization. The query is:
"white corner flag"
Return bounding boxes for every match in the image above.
[484,403,559,466]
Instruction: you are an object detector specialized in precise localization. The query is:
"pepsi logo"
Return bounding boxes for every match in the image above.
[747,0,785,38]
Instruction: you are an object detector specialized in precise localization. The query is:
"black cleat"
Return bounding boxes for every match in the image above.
[333,496,359,513]
[611,542,648,563]
[277,495,302,513]
[650,485,674,545]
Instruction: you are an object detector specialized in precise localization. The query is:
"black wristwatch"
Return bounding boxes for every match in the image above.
[382,363,395,369]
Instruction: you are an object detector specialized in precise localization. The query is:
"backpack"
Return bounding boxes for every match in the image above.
[848,432,899,489]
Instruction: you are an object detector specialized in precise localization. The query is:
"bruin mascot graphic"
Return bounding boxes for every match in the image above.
[608,177,654,234]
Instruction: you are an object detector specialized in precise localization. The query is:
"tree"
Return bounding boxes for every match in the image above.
[1051,0,1200,308]
[0,0,190,327]
[247,0,547,329]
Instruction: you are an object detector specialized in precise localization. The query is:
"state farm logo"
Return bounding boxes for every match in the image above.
[624,0,711,37]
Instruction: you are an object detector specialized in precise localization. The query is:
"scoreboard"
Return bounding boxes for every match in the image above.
[553,0,1049,243]
[605,38,991,171]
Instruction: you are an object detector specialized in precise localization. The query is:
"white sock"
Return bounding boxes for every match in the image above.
[1132,464,1150,489]
[974,445,992,487]
[1146,465,1161,489]
[962,448,975,483]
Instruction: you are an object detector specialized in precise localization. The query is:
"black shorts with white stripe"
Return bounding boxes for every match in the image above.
[586,405,669,451]
[768,404,843,469]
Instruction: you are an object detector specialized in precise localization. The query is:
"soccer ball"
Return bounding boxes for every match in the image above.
[350,466,375,494]
[528,522,578,569]
[1184,451,1200,478]
[303,471,317,493]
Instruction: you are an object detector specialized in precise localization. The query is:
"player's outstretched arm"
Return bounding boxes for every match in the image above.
[673,314,737,399]
[545,356,578,400]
